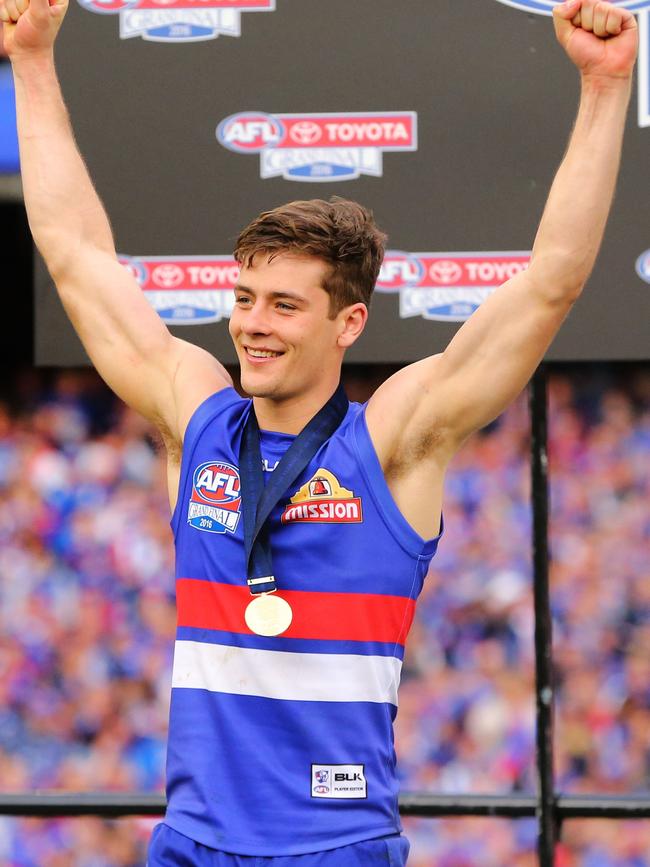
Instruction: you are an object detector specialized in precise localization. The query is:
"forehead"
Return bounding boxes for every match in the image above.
[238,252,330,296]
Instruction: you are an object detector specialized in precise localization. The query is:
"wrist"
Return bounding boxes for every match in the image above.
[580,71,634,94]
[10,49,56,77]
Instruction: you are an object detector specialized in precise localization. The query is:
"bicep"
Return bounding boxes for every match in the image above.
[370,271,574,457]
[422,270,574,441]
[54,248,230,437]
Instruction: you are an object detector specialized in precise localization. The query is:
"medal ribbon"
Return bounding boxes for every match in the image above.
[239,383,349,596]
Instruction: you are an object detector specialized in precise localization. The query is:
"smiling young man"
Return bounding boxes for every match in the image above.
[230,208,371,429]
[2,0,638,863]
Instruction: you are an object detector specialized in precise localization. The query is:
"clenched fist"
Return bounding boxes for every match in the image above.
[1,0,68,61]
[553,0,638,79]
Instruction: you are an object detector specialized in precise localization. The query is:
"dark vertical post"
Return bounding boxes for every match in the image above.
[530,366,556,866]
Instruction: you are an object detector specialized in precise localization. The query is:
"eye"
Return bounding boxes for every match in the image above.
[235,295,252,306]
[276,302,296,311]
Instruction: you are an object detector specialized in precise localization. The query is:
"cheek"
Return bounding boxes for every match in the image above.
[299,326,337,362]
[228,314,239,339]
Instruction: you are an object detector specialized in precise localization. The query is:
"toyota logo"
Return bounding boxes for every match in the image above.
[429,260,463,285]
[152,264,185,289]
[289,121,322,146]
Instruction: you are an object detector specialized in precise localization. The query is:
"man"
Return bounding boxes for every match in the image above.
[1,0,638,864]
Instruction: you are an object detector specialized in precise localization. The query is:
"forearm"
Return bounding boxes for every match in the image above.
[529,73,632,300]
[12,51,116,278]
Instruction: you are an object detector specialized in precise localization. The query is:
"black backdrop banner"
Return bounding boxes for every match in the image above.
[35,0,650,364]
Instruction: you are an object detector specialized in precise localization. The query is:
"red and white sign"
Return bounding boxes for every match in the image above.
[377,250,531,321]
[281,470,363,524]
[119,254,239,324]
[216,111,418,181]
[123,249,530,327]
[77,0,275,43]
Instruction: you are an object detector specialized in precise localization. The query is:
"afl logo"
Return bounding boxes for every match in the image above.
[636,249,650,283]
[376,252,425,293]
[494,0,650,12]
[192,461,241,506]
[217,112,285,154]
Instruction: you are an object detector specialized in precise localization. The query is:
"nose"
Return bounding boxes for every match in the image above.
[240,299,271,335]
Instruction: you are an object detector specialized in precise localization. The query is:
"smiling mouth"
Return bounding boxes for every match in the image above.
[244,347,284,359]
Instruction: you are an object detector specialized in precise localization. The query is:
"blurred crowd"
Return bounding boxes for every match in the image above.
[0,364,648,866]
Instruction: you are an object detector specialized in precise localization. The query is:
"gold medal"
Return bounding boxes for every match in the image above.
[245,594,293,637]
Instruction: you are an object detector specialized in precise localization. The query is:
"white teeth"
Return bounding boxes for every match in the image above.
[247,349,280,358]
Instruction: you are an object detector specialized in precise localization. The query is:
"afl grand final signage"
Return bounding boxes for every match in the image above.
[77,0,275,43]
[36,0,650,363]
[494,0,650,127]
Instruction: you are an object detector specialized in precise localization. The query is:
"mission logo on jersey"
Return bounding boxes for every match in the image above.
[282,469,363,524]
[189,461,241,534]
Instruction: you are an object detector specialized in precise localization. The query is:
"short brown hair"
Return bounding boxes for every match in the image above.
[234,197,387,316]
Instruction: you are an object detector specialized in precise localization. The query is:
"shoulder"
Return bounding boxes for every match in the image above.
[153,338,236,466]
[181,385,248,449]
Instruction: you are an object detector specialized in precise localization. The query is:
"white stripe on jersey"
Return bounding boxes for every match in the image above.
[171,640,401,705]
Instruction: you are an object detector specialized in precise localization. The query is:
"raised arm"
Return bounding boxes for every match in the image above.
[368,0,638,464]
[1,0,230,445]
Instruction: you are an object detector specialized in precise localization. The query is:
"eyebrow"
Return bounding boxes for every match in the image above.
[234,284,307,304]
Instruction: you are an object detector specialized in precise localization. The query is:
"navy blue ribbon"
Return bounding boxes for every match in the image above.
[239,384,349,596]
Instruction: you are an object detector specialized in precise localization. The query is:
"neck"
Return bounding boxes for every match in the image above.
[252,376,342,434]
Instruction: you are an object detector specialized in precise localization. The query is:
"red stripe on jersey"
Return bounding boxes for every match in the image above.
[176,578,415,645]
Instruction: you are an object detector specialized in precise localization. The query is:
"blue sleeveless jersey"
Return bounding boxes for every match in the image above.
[166,388,441,856]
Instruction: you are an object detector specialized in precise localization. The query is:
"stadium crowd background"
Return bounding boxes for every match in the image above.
[0,363,647,866]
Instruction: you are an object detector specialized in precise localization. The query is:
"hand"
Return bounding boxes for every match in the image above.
[553,0,638,80]
[1,0,68,61]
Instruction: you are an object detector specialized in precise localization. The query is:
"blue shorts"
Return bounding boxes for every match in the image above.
[147,824,409,866]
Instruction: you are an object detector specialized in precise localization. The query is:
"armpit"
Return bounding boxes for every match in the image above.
[384,425,445,481]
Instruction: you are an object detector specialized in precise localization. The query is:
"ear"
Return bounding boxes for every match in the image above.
[336,303,368,349]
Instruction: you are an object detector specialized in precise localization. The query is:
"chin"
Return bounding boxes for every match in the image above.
[239,373,282,400]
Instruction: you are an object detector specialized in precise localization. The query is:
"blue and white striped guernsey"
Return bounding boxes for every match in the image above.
[165,387,441,855]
